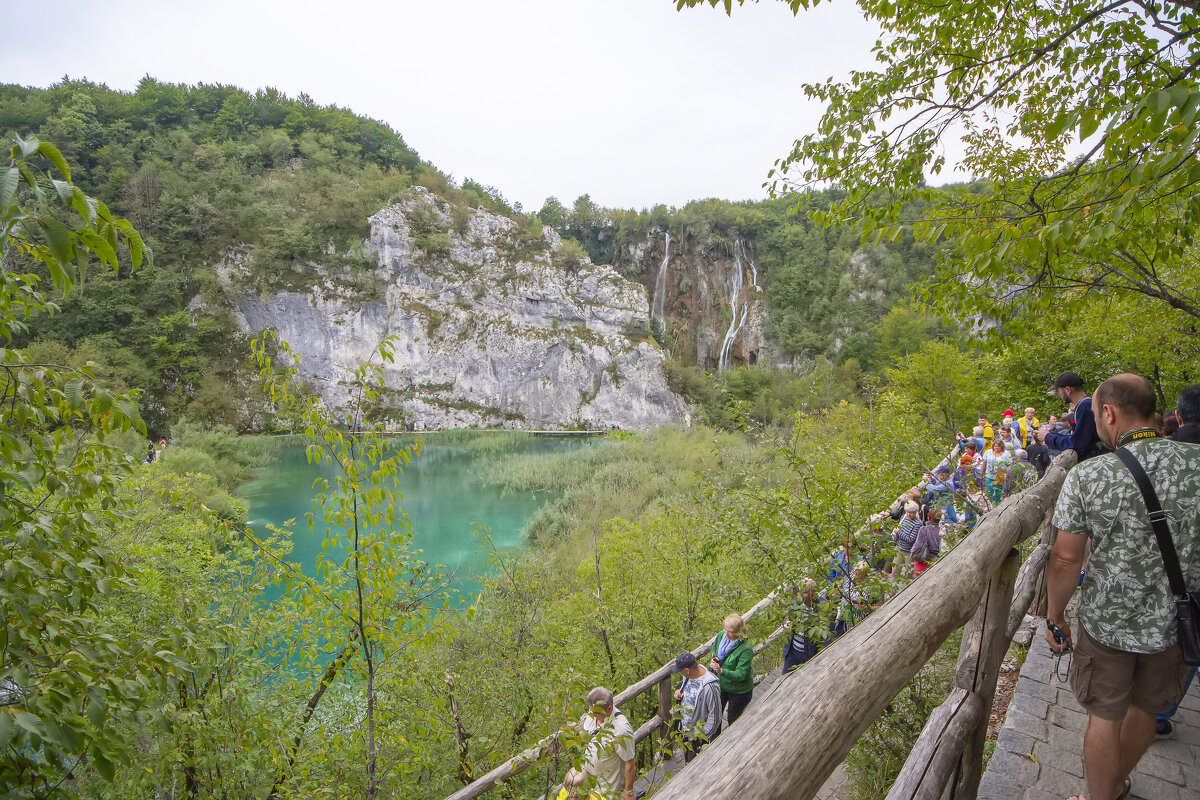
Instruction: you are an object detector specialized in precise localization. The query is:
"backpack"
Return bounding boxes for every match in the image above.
[911,525,940,563]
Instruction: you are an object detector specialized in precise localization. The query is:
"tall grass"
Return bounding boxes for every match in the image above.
[476,427,764,550]
[384,428,536,455]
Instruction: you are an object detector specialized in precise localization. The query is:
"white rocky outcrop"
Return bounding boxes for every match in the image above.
[234,192,689,431]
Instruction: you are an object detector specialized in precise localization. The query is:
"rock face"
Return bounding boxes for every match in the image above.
[235,191,689,431]
[617,231,775,371]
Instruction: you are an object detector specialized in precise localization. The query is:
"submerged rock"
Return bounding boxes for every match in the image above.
[235,192,689,431]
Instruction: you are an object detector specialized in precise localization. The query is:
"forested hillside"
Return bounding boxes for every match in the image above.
[1,78,954,439]
[540,192,942,371]
[0,78,522,434]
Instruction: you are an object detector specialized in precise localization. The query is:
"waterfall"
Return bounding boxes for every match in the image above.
[718,240,745,370]
[652,232,670,329]
[744,239,762,293]
[718,239,761,370]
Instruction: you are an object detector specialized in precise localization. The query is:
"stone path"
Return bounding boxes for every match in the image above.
[980,618,1200,800]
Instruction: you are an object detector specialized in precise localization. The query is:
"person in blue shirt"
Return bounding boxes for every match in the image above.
[1045,371,1105,461]
[922,465,960,523]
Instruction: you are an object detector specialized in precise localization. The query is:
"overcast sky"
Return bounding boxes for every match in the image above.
[2,0,882,211]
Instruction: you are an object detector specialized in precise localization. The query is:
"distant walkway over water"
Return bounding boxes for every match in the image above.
[980,624,1200,800]
[376,428,609,436]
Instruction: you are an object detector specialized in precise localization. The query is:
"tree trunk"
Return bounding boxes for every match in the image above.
[446,670,474,785]
[267,645,355,800]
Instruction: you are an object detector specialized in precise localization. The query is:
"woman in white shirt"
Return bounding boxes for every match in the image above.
[981,440,1013,505]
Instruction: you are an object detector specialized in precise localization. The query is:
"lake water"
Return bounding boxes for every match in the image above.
[238,435,597,605]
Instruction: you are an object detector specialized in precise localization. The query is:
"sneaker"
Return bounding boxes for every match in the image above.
[1156,718,1174,739]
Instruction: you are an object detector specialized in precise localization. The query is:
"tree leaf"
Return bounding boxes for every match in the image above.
[0,712,14,751]
[38,216,75,276]
[51,178,73,204]
[93,749,115,781]
[0,167,17,209]
[16,136,39,159]
[64,378,84,411]
[36,141,71,181]
[70,186,96,224]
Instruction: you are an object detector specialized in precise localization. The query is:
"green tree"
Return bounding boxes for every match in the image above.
[252,331,447,799]
[537,196,569,230]
[882,340,996,439]
[872,305,946,368]
[682,0,1200,325]
[0,137,209,798]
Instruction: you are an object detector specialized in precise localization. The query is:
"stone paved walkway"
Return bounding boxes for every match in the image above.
[980,618,1200,800]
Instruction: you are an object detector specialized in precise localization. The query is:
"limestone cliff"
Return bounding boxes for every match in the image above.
[618,231,775,371]
[233,190,689,431]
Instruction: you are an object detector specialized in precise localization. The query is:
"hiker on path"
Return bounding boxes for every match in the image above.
[672,652,722,762]
[709,613,754,726]
[1045,374,1200,800]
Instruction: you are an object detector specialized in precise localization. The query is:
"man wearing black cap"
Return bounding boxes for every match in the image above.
[671,651,722,762]
[1046,371,1104,461]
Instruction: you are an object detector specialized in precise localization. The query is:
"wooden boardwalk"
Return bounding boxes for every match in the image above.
[980,618,1200,800]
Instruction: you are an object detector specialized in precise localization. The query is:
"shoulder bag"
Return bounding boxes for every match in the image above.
[1114,448,1200,665]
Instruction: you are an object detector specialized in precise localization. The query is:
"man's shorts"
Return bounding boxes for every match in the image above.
[1070,624,1189,720]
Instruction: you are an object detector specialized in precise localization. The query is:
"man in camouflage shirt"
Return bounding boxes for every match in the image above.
[1045,374,1200,800]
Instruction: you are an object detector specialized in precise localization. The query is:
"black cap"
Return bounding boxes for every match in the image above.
[1053,371,1084,389]
[674,652,698,672]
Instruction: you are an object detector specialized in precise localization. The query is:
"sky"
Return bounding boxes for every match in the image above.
[1,0,882,211]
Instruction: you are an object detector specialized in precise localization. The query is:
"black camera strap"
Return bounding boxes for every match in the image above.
[1113,447,1188,598]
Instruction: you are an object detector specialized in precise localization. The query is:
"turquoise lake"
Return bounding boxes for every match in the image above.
[237,435,599,605]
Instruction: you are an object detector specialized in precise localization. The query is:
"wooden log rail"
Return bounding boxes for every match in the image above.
[887,458,1074,800]
[654,451,1077,800]
[444,445,967,800]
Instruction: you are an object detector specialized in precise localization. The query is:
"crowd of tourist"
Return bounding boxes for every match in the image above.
[556,373,1200,800]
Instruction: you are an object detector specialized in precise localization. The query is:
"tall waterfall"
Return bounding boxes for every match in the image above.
[652,232,670,330]
[718,238,761,370]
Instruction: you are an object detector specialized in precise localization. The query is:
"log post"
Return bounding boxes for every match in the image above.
[658,674,675,750]
[946,547,1020,799]
[1032,508,1060,617]
[1006,542,1050,641]
[885,689,983,800]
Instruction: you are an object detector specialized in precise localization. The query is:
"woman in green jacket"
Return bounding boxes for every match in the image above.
[708,612,754,725]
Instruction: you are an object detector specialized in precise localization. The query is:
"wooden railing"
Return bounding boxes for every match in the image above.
[444,445,970,800]
[656,451,1077,800]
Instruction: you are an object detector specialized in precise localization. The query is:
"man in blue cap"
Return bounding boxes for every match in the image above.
[672,651,722,762]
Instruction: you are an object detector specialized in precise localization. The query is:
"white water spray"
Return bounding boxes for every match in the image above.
[718,239,761,370]
[652,232,671,330]
[745,239,762,293]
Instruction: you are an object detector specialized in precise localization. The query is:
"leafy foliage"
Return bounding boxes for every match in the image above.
[0,139,210,798]
[251,330,449,799]
[682,0,1200,327]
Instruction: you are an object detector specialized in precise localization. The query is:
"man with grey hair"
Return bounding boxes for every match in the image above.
[561,687,636,800]
[1008,449,1039,494]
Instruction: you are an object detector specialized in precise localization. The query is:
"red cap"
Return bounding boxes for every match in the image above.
[1002,409,1015,417]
